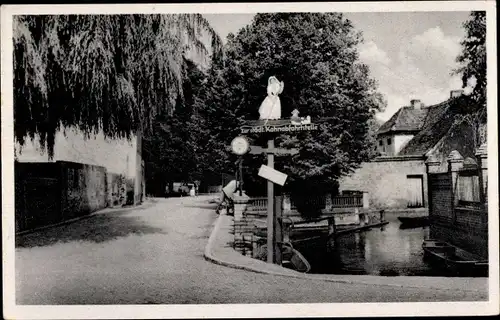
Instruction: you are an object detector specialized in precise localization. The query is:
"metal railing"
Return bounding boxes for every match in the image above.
[331,194,363,208]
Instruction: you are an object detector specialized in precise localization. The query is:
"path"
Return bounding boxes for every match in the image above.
[15,196,487,304]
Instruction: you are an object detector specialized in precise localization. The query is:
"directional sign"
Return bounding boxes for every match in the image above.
[249,145,299,156]
[272,148,299,155]
[258,165,288,186]
[248,146,266,155]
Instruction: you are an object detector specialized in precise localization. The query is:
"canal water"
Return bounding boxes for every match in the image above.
[296,213,460,277]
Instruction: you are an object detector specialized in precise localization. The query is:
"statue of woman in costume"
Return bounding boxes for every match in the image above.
[258,76,284,120]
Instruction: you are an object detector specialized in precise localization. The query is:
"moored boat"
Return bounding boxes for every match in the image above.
[281,242,312,273]
[422,239,488,276]
[398,216,429,229]
[254,243,311,273]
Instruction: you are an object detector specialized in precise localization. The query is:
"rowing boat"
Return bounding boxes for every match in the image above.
[398,216,429,229]
[422,239,488,276]
[254,243,311,273]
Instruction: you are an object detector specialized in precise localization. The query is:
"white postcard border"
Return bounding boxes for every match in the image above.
[2,1,498,319]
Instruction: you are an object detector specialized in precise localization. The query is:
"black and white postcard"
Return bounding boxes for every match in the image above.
[1,1,498,319]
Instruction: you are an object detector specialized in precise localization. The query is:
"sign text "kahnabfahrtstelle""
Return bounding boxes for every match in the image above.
[241,124,318,134]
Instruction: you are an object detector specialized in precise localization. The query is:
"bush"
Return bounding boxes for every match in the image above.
[287,179,340,219]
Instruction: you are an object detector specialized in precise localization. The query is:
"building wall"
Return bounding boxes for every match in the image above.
[107,172,127,207]
[134,130,144,204]
[428,172,453,221]
[15,162,61,232]
[377,134,394,155]
[339,157,427,209]
[15,161,108,232]
[59,161,107,220]
[426,148,488,259]
[430,207,488,259]
[394,134,415,155]
[377,133,415,156]
[15,127,138,177]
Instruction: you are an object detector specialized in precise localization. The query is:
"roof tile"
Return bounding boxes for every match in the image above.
[377,107,428,134]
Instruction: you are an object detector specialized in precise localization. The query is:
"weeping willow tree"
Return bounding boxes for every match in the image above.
[13,14,222,158]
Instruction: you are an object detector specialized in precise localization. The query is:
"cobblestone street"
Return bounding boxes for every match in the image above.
[15,196,488,304]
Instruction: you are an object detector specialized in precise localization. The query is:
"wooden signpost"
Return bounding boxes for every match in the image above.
[238,118,319,265]
[229,76,321,266]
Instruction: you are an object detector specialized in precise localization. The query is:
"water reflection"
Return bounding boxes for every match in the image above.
[297,214,460,276]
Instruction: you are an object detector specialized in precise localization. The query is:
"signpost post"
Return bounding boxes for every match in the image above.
[238,118,318,265]
[234,77,321,266]
[266,139,275,263]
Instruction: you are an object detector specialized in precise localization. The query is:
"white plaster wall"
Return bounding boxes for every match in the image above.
[394,134,414,155]
[377,135,395,156]
[339,159,427,209]
[15,128,138,178]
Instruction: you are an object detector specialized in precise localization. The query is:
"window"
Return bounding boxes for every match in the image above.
[458,173,481,203]
[406,175,424,208]
[387,138,392,145]
[379,140,383,146]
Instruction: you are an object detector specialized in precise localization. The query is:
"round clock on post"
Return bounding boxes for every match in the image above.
[231,136,250,155]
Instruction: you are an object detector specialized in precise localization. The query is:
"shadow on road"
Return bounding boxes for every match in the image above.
[16,212,166,248]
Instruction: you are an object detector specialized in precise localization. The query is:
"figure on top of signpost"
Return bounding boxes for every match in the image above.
[259,76,284,120]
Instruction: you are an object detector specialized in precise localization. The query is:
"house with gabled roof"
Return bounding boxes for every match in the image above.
[376,99,429,156]
[339,89,479,210]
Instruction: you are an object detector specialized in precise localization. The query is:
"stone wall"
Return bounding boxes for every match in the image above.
[107,173,127,207]
[15,162,61,232]
[339,156,427,209]
[59,161,107,220]
[15,127,145,205]
[15,161,108,232]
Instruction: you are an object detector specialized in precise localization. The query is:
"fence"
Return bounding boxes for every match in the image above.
[245,193,366,216]
[330,194,363,208]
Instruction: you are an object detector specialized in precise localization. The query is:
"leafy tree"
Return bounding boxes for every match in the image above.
[192,48,242,187]
[13,14,222,158]
[455,11,486,111]
[202,13,385,207]
[142,58,207,195]
[453,11,487,148]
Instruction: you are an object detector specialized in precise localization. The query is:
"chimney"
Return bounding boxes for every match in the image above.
[450,90,464,99]
[410,99,423,109]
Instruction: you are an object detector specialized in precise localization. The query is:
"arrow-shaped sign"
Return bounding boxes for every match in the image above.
[249,145,299,156]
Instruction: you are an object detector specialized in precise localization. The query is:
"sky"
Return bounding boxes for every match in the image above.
[203,12,472,121]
